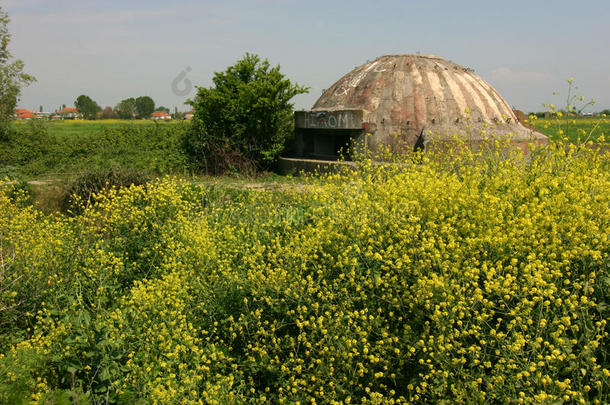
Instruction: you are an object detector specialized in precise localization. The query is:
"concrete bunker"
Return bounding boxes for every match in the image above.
[293,110,366,160]
[283,54,547,168]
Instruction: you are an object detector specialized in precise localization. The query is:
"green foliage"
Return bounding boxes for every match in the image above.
[0,143,608,403]
[0,119,55,174]
[113,97,156,119]
[60,167,151,213]
[74,95,101,120]
[0,6,35,140]
[100,106,117,119]
[135,96,155,119]
[185,53,308,173]
[0,120,189,177]
[114,98,136,119]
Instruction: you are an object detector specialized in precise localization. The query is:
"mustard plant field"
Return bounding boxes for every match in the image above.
[0,142,608,404]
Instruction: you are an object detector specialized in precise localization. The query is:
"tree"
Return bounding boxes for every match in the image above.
[100,106,117,119]
[74,94,101,119]
[135,96,155,119]
[114,98,136,119]
[185,53,308,173]
[0,6,35,138]
[156,106,170,113]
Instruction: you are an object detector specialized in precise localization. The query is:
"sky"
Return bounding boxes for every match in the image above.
[3,0,610,113]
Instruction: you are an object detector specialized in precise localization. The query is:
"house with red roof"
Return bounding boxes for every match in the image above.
[14,108,35,119]
[16,111,36,119]
[151,111,171,120]
[57,107,81,119]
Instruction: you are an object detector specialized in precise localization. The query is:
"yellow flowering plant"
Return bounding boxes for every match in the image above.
[0,138,608,403]
[536,78,607,144]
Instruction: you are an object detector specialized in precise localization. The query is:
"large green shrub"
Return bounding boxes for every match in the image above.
[60,167,151,214]
[184,53,308,174]
[0,119,54,174]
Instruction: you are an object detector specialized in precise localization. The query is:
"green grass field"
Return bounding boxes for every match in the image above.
[11,119,180,140]
[532,116,609,142]
[11,115,609,144]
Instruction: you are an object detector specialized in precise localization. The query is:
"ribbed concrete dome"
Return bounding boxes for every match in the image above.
[313,54,546,148]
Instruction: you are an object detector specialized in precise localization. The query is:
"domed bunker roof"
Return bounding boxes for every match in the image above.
[312,54,546,149]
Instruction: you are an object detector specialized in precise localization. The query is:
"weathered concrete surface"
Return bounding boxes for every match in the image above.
[278,156,356,175]
[295,110,364,129]
[293,109,366,159]
[312,54,547,151]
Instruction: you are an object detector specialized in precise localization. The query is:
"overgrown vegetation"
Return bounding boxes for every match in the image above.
[0,120,189,178]
[0,140,608,403]
[60,168,151,214]
[185,53,308,174]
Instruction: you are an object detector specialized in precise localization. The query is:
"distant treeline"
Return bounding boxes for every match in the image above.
[37,95,187,120]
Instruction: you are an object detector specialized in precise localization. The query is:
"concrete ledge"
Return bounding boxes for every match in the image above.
[278,157,356,175]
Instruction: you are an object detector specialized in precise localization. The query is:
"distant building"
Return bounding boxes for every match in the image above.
[184,110,194,120]
[14,108,35,119]
[16,111,36,119]
[14,109,53,119]
[57,107,80,119]
[151,111,172,120]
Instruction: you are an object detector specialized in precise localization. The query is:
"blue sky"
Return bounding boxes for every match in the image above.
[3,0,610,112]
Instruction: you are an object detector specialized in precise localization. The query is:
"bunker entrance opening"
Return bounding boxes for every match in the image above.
[293,110,366,161]
[298,129,363,160]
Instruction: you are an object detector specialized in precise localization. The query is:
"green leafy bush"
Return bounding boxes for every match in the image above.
[184,53,308,174]
[60,167,151,213]
[0,120,55,173]
[1,121,189,176]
